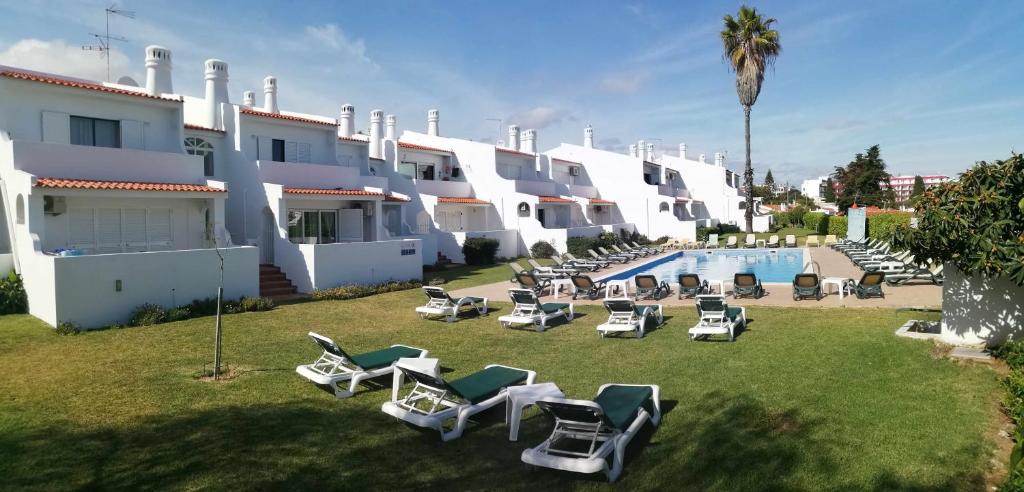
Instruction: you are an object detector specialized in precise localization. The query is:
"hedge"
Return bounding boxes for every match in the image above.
[461,237,499,265]
[867,212,912,241]
[802,212,828,235]
[828,216,848,237]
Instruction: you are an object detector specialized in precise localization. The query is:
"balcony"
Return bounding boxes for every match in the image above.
[657,184,691,199]
[415,179,472,197]
[514,180,556,196]
[569,183,598,198]
[10,140,205,183]
[257,160,362,188]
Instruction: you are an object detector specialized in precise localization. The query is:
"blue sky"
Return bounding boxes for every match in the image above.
[1,0,1021,184]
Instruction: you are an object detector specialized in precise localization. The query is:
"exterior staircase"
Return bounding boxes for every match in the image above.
[259,264,298,298]
[436,252,452,266]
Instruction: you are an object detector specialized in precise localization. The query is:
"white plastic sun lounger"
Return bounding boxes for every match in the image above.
[689,295,746,342]
[498,288,575,332]
[381,358,537,441]
[295,332,428,399]
[414,286,488,322]
[724,236,738,248]
[521,384,661,482]
[743,233,756,248]
[596,299,663,338]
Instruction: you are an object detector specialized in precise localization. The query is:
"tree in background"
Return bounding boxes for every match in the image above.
[910,175,926,200]
[764,169,776,201]
[822,177,836,202]
[721,5,781,233]
[834,145,894,210]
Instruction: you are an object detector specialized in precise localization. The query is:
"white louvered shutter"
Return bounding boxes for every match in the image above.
[68,208,96,252]
[97,208,123,253]
[147,208,172,250]
[122,209,148,252]
[285,141,298,162]
[297,142,311,163]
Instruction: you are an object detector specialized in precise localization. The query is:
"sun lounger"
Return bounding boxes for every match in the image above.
[706,233,720,248]
[849,271,885,298]
[615,244,648,257]
[634,274,671,300]
[743,233,756,248]
[528,258,575,277]
[733,272,764,299]
[521,384,661,482]
[510,261,559,282]
[608,245,641,259]
[296,332,428,399]
[805,235,820,247]
[591,248,629,264]
[724,236,739,249]
[765,234,780,248]
[689,295,745,341]
[792,273,822,301]
[784,235,797,247]
[596,299,662,338]
[677,273,709,299]
[552,255,599,272]
[415,286,488,322]
[567,252,609,269]
[631,241,664,254]
[823,234,838,247]
[515,271,553,296]
[886,263,943,286]
[498,288,574,332]
[571,275,608,300]
[382,358,536,441]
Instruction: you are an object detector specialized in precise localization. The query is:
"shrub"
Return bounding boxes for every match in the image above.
[566,236,596,258]
[719,223,741,234]
[529,240,556,258]
[803,212,826,233]
[772,211,791,227]
[462,237,500,265]
[828,216,848,237]
[165,307,192,322]
[0,271,28,315]
[654,235,670,244]
[993,341,1024,370]
[427,277,446,286]
[866,212,911,241]
[187,298,220,317]
[54,321,80,336]
[311,279,422,301]
[128,303,167,326]
[226,297,275,314]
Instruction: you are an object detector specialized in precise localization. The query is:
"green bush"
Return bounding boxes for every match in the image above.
[128,304,167,326]
[565,236,596,258]
[165,307,192,323]
[786,205,809,227]
[828,216,848,237]
[54,321,80,336]
[461,237,500,265]
[311,279,422,301]
[993,341,1024,370]
[654,235,670,244]
[803,212,826,233]
[529,240,556,258]
[0,270,28,315]
[771,211,790,227]
[226,297,275,314]
[867,212,911,241]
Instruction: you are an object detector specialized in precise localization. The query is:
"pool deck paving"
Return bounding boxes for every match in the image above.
[450,246,942,309]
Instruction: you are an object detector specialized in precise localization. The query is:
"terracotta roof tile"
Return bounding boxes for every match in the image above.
[385,193,411,203]
[552,157,581,165]
[437,197,490,205]
[589,198,614,205]
[538,195,574,204]
[496,147,536,158]
[0,69,182,102]
[283,187,384,197]
[184,123,226,134]
[240,107,337,127]
[35,177,224,193]
[338,135,368,144]
[675,197,691,203]
[398,141,451,153]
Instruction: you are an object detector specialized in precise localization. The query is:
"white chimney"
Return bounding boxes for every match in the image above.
[699,153,706,164]
[521,129,537,154]
[714,152,724,167]
[646,143,656,161]
[679,142,687,159]
[427,109,439,136]
[144,45,173,96]
[629,144,637,157]
[242,91,255,107]
[203,59,229,129]
[385,114,396,141]
[339,104,355,138]
[263,76,279,114]
[583,125,594,148]
[638,140,647,160]
[507,125,520,150]
[369,110,383,159]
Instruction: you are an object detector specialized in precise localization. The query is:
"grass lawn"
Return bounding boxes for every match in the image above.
[425,258,552,290]
[0,269,1001,490]
[720,227,819,246]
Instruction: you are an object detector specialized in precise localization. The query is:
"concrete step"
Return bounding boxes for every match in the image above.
[259,279,293,289]
[260,286,297,297]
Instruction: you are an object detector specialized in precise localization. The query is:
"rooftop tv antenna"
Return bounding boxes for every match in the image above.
[82,5,136,82]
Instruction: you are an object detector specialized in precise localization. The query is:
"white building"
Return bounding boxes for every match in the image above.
[887,175,949,202]
[801,176,829,202]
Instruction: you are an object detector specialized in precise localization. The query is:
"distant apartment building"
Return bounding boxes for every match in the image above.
[887,175,949,201]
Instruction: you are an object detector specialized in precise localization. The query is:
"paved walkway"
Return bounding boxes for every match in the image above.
[451,246,942,309]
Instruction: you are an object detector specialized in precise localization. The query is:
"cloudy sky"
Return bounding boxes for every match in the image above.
[1,0,1021,184]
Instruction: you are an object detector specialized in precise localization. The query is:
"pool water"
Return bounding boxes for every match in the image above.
[603,250,807,284]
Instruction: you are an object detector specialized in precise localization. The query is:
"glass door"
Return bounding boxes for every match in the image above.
[319,211,337,243]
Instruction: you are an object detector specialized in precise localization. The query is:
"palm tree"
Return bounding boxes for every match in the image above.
[721,6,781,233]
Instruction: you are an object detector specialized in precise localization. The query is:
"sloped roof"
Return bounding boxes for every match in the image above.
[35,177,224,193]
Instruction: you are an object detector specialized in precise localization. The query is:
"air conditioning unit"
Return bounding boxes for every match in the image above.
[44,196,66,216]
[569,166,580,176]
[594,205,603,213]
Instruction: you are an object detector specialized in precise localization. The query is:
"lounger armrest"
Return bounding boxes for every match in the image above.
[484,364,537,385]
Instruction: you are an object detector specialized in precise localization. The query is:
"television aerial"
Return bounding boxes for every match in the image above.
[81,5,136,82]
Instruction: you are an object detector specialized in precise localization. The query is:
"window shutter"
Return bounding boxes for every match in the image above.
[120,119,144,149]
[96,208,123,253]
[285,141,298,162]
[298,142,311,163]
[147,208,172,250]
[41,111,70,144]
[122,209,148,252]
[256,136,272,161]
[68,208,95,251]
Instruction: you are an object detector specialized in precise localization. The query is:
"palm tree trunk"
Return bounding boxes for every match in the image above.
[744,105,753,233]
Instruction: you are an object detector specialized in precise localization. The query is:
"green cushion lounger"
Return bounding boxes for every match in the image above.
[589,248,628,264]
[498,288,575,332]
[850,271,886,299]
[689,295,746,341]
[886,263,944,286]
[528,258,575,277]
[382,358,537,442]
[634,274,671,300]
[597,299,663,338]
[565,252,609,269]
[733,272,764,299]
[571,274,607,300]
[415,286,488,322]
[515,271,552,296]
[295,332,428,399]
[677,273,708,299]
[630,241,662,254]
[792,273,822,301]
[614,243,648,257]
[521,384,662,483]
[604,246,639,260]
[552,255,599,272]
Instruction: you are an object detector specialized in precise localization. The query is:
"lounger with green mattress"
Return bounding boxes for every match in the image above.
[521,384,662,483]
[498,288,574,332]
[597,299,663,338]
[677,273,708,299]
[415,286,488,322]
[295,332,428,399]
[381,358,537,441]
[689,295,745,341]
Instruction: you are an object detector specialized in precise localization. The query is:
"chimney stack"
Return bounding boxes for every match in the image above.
[144,45,173,96]
[637,140,647,160]
[521,129,537,154]
[385,114,397,141]
[583,125,594,148]
[263,76,279,114]
[714,152,724,167]
[203,59,229,129]
[679,142,687,159]
[699,153,706,164]
[427,109,439,136]
[369,110,383,159]
[507,125,520,150]
[628,144,637,157]
[338,104,355,138]
[242,91,255,107]
[646,142,656,161]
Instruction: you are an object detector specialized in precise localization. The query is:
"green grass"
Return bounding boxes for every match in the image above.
[425,258,553,290]
[720,227,820,246]
[0,272,1001,490]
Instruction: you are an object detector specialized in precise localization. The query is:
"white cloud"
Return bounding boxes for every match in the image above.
[597,72,648,95]
[0,38,135,82]
[507,106,571,130]
[304,24,372,65]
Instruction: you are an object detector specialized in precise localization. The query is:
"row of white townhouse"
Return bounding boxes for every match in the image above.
[0,44,766,328]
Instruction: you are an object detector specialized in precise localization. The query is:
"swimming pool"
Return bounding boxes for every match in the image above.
[603,249,807,284]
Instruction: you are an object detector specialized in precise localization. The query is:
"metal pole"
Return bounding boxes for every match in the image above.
[212,233,225,379]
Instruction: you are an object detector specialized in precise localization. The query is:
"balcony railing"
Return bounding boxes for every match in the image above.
[11,140,206,183]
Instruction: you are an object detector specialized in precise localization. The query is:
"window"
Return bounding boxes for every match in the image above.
[497,163,521,180]
[70,116,120,148]
[517,202,530,217]
[287,209,337,244]
[398,161,417,179]
[418,164,435,181]
[67,207,172,253]
[184,137,215,177]
[272,139,285,162]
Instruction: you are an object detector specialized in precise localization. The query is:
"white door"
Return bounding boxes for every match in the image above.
[122,209,148,252]
[96,208,123,253]
[338,209,363,242]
